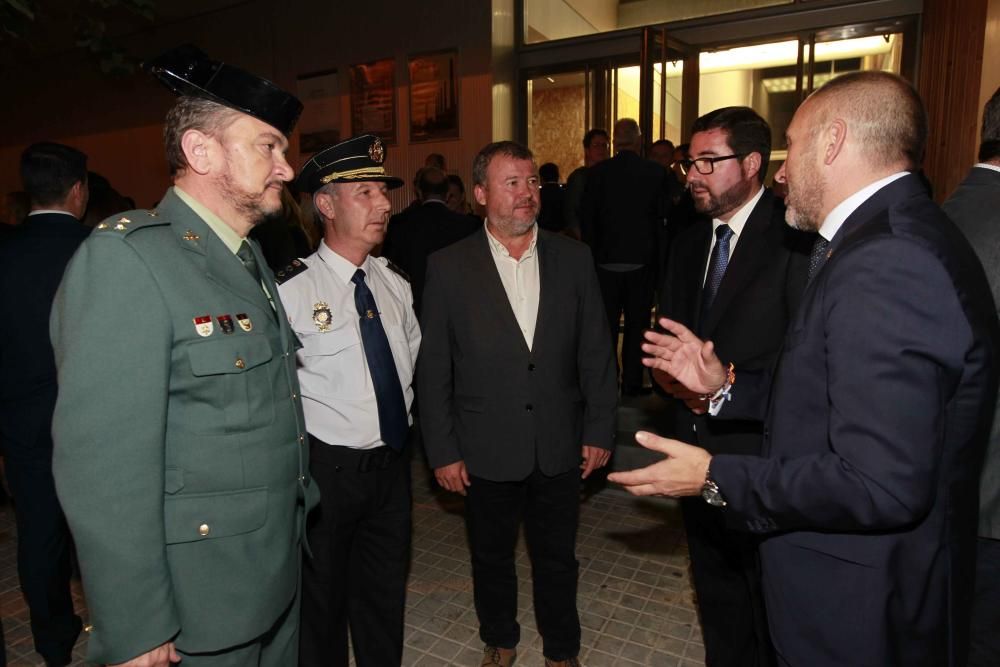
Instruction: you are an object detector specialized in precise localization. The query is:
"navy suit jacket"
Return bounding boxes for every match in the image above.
[657,189,810,457]
[418,228,617,481]
[712,174,999,666]
[0,212,89,452]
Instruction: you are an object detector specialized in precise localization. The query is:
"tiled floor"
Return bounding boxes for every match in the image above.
[0,411,706,666]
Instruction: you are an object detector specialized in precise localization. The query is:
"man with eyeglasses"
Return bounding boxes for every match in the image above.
[652,106,811,667]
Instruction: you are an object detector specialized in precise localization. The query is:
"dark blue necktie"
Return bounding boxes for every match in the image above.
[808,236,830,281]
[702,224,734,314]
[351,269,408,451]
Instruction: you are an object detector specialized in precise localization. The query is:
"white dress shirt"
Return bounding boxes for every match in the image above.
[277,242,421,449]
[818,172,909,242]
[702,186,764,286]
[485,221,541,350]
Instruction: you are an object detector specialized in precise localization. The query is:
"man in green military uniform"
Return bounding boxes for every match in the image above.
[50,45,318,667]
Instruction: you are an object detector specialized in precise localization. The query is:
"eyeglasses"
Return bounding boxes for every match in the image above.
[678,154,746,176]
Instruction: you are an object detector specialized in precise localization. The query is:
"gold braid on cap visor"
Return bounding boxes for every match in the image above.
[319,165,387,184]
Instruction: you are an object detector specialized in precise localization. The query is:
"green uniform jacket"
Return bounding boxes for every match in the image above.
[50,189,319,664]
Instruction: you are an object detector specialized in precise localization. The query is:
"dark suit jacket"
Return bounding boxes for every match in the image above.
[712,174,999,666]
[581,150,666,266]
[0,213,89,454]
[417,228,617,481]
[657,189,810,457]
[383,199,480,316]
[943,165,1000,541]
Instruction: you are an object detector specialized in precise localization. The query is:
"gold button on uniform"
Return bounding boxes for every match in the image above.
[235,357,246,369]
[199,523,210,536]
[84,624,93,633]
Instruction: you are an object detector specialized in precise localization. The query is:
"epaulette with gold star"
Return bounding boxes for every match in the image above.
[275,259,309,285]
[93,209,167,235]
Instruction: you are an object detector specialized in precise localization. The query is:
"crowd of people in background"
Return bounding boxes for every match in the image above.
[1,41,1000,667]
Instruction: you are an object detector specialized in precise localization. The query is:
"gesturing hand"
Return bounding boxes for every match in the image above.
[607,431,711,498]
[642,318,727,396]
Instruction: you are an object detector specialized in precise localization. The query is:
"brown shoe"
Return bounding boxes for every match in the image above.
[481,645,517,666]
[544,658,582,667]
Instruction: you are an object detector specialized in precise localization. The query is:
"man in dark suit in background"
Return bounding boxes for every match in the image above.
[656,107,810,667]
[537,162,567,233]
[0,142,89,666]
[419,141,617,667]
[582,118,667,395]
[383,166,479,316]
[563,128,609,239]
[612,72,999,667]
[942,85,1000,667]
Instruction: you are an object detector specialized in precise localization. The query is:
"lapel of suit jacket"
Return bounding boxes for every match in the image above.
[469,229,532,355]
[701,190,775,336]
[825,173,925,266]
[161,189,275,320]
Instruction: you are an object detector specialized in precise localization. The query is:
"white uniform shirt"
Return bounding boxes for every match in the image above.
[485,221,540,350]
[277,242,421,449]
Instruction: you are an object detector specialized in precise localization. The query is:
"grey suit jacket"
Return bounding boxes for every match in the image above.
[943,165,1000,540]
[417,228,617,481]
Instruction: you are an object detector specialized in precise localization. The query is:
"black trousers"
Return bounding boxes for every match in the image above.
[969,536,1000,666]
[466,468,581,661]
[681,497,775,667]
[596,266,655,392]
[298,436,412,667]
[0,395,81,665]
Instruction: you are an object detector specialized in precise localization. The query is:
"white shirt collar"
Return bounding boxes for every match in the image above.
[818,172,909,242]
[317,241,371,284]
[712,185,764,237]
[484,220,538,260]
[974,162,1000,174]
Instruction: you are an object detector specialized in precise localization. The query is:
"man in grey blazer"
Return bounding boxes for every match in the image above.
[418,141,617,667]
[942,85,1000,667]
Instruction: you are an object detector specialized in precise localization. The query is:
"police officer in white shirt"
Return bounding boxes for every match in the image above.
[276,135,419,667]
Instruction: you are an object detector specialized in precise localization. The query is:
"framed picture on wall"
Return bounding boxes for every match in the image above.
[296,69,342,157]
[408,50,459,142]
[349,58,396,144]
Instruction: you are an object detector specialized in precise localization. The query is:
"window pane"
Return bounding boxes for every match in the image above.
[693,34,904,181]
[524,0,792,45]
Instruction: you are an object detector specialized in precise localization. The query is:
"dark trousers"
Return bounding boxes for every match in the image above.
[596,266,655,392]
[466,468,581,661]
[969,536,1000,666]
[299,436,412,667]
[0,397,81,665]
[681,497,775,667]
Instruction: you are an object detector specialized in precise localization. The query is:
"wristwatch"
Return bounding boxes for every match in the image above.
[701,465,727,507]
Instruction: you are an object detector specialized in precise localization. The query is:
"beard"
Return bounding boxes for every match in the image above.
[692,177,754,220]
[491,200,537,237]
[215,162,284,228]
[784,146,825,232]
